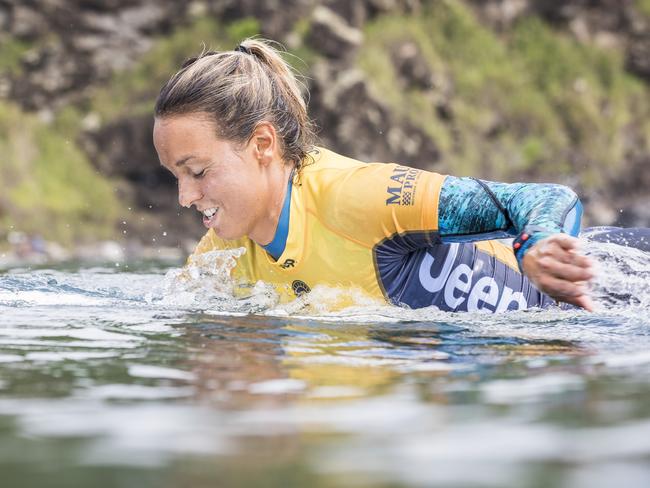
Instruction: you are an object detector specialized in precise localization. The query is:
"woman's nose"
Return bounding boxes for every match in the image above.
[178,179,202,208]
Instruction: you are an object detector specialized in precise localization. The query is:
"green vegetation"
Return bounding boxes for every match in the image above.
[510,16,649,185]
[357,1,650,187]
[0,17,262,247]
[637,0,650,18]
[285,18,319,76]
[87,17,261,122]
[2,5,648,247]
[0,101,119,245]
[0,38,32,76]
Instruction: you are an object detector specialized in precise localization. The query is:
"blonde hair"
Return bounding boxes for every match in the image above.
[155,38,316,172]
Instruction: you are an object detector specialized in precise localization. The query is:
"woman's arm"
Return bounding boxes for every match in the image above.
[438,176,594,310]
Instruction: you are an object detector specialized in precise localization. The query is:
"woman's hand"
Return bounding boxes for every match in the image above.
[522,234,595,311]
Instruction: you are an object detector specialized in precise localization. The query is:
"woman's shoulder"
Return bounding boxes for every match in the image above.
[301,147,368,174]
[296,148,445,245]
[299,147,406,192]
[300,147,445,199]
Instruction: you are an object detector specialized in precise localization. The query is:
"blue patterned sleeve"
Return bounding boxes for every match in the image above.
[438,176,583,270]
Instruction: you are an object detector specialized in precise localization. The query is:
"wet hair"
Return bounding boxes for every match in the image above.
[155,38,316,174]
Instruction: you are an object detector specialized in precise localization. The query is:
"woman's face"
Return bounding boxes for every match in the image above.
[153,113,278,242]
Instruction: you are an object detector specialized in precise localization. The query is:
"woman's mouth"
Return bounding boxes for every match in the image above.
[201,207,219,227]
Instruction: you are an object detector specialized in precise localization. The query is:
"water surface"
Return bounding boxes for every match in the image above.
[1,240,650,488]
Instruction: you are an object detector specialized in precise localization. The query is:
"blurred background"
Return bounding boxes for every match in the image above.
[1,0,649,266]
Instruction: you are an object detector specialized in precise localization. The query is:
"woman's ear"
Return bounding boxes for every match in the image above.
[250,121,277,167]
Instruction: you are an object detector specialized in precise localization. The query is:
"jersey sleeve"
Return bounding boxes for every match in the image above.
[438,176,583,270]
[319,163,447,249]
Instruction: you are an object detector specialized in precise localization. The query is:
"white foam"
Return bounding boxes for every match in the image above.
[81,384,195,400]
[308,385,366,398]
[481,372,585,404]
[0,327,141,342]
[0,353,23,363]
[591,350,650,369]
[128,364,195,381]
[248,378,307,395]
[25,351,118,362]
[0,290,107,306]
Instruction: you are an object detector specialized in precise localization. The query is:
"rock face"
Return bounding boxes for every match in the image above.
[472,0,650,80]
[309,60,440,167]
[307,6,364,59]
[3,0,189,111]
[1,0,649,244]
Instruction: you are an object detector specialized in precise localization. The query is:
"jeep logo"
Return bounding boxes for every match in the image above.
[418,243,529,312]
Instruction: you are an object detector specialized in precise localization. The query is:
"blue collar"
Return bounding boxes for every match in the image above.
[262,176,293,261]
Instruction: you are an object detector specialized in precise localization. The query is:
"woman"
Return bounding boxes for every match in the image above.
[153,38,597,313]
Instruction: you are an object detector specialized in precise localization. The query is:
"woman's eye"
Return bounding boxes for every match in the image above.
[192,169,206,178]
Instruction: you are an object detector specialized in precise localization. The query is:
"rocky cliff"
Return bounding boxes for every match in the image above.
[1,0,648,249]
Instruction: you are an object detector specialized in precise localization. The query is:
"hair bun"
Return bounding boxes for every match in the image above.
[234,45,251,55]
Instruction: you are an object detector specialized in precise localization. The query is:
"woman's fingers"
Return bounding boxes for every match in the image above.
[538,235,592,263]
[544,244,593,268]
[532,235,595,279]
[568,253,594,269]
[536,254,595,282]
[535,274,594,311]
[535,273,588,298]
[572,294,595,312]
[553,290,594,312]
[522,234,596,311]
[549,233,581,251]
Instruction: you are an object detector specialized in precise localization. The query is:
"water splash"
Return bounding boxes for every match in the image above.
[154,248,280,312]
[1,239,648,336]
[584,239,650,309]
[147,240,650,322]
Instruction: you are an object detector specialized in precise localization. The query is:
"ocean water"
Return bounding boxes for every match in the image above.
[1,239,650,488]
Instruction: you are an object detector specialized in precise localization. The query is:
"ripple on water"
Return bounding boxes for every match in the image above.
[0,241,648,487]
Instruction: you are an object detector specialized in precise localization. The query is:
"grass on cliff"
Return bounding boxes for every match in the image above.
[87,17,261,122]
[637,0,650,17]
[0,38,32,75]
[357,1,650,189]
[0,102,119,245]
[86,15,317,123]
[0,17,262,247]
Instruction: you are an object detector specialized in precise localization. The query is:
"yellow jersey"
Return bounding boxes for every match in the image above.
[192,148,553,312]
